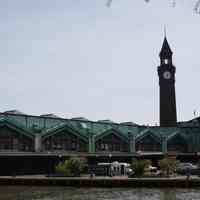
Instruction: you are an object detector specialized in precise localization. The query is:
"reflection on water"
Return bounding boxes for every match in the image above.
[161,190,176,200]
[0,186,200,200]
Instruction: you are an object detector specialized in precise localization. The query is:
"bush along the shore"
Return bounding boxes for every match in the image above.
[130,159,151,177]
[158,156,179,176]
[55,156,87,177]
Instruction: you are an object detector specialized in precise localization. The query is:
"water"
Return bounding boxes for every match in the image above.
[0,186,200,200]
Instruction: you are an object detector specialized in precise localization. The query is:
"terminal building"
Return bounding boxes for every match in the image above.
[0,37,200,174]
[0,111,200,155]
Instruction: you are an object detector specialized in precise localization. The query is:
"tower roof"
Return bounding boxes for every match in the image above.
[159,37,173,58]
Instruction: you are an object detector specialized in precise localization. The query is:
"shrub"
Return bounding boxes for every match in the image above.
[55,160,70,176]
[158,156,179,176]
[55,156,87,176]
[130,159,151,177]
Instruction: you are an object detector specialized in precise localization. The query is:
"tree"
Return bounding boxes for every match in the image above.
[130,159,151,177]
[55,156,87,176]
[158,156,179,176]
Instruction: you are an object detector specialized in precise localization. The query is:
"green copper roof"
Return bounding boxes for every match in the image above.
[0,112,199,143]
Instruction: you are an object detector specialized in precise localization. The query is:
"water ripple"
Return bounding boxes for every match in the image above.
[0,186,200,200]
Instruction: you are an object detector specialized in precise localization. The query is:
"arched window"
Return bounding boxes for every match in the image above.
[43,130,87,152]
[136,134,161,152]
[167,135,188,153]
[0,126,33,151]
[95,133,128,152]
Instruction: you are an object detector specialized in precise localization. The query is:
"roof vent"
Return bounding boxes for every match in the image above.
[120,122,137,126]
[97,119,115,124]
[71,117,89,121]
[40,114,60,118]
[4,110,26,115]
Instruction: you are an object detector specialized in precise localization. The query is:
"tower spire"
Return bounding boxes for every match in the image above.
[159,36,173,59]
[164,25,166,38]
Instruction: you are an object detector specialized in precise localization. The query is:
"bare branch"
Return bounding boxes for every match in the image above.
[106,0,112,7]
[194,0,200,14]
[105,0,200,14]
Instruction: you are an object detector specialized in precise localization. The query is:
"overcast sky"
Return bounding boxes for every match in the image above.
[0,0,200,125]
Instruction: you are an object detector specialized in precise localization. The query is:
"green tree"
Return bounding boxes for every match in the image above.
[55,156,87,176]
[158,157,179,176]
[130,159,151,177]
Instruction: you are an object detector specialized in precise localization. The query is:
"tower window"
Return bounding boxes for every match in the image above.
[164,59,169,64]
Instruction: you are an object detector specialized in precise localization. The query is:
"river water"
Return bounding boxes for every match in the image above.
[0,186,200,200]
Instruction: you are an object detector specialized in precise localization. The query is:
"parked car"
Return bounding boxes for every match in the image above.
[147,165,157,173]
[176,162,199,175]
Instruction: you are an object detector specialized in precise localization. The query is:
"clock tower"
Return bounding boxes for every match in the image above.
[157,37,177,127]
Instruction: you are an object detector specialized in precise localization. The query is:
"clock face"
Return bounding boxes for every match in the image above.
[163,71,171,79]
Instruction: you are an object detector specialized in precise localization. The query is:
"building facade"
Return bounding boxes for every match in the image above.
[0,111,200,155]
[0,37,200,175]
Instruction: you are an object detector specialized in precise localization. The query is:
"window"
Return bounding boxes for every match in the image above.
[71,141,77,150]
[105,144,109,150]
[101,143,105,150]
[164,59,168,64]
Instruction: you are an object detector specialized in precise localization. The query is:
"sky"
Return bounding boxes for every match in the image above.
[0,0,200,125]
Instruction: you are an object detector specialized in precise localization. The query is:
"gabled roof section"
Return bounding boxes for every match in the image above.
[178,116,200,127]
[42,121,88,142]
[136,128,161,143]
[0,117,34,139]
[137,126,179,138]
[166,131,187,142]
[159,37,173,58]
[95,127,129,143]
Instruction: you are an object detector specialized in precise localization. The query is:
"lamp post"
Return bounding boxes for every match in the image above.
[58,154,62,162]
[109,153,112,176]
[109,153,112,162]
